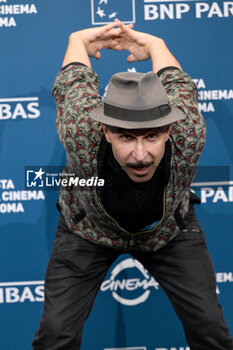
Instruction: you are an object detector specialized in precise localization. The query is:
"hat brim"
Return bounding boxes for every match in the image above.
[89,104,186,129]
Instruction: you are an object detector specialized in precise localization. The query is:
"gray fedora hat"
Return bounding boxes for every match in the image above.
[89,71,185,129]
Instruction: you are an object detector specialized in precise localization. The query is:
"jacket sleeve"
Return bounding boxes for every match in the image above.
[52,64,103,169]
[159,68,206,163]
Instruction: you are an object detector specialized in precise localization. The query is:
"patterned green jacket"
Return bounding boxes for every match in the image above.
[52,64,206,252]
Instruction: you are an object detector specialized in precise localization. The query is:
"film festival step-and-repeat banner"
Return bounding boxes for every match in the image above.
[0,0,232,349]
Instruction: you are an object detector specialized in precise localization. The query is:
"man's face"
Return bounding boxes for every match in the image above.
[103,125,170,183]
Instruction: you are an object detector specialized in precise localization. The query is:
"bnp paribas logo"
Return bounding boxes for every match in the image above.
[91,0,136,25]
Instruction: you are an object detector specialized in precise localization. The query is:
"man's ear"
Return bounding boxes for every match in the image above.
[102,124,112,143]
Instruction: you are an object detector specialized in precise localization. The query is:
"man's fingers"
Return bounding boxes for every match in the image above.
[94,51,101,60]
[96,27,122,42]
[101,19,122,35]
[109,42,123,51]
[104,20,121,30]
[127,23,134,29]
[108,27,123,37]
[96,21,133,41]
[127,54,136,62]
[104,38,123,50]
[122,26,142,42]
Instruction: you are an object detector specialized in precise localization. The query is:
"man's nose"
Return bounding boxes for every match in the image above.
[131,142,148,162]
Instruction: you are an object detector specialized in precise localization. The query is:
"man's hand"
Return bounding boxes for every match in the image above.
[114,24,182,73]
[62,20,133,68]
[75,20,124,59]
[114,25,162,62]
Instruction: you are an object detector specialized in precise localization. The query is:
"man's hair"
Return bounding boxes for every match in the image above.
[104,124,169,134]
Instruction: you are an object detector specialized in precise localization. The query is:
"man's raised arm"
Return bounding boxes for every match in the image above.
[62,21,125,68]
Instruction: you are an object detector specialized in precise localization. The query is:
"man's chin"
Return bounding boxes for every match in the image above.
[127,170,154,183]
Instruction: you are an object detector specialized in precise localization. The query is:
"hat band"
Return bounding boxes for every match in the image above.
[104,103,171,122]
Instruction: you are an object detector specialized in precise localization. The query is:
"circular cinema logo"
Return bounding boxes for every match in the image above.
[100,258,159,306]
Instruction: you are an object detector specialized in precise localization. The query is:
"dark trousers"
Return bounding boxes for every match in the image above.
[32,212,233,350]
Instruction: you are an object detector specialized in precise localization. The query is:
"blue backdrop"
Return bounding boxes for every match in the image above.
[0,1,232,350]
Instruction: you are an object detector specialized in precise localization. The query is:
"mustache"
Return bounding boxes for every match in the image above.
[125,161,154,169]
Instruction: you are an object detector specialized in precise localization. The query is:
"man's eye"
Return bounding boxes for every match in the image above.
[121,134,133,140]
[147,133,157,140]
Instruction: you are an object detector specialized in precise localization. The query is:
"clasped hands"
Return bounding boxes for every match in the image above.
[75,19,162,63]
